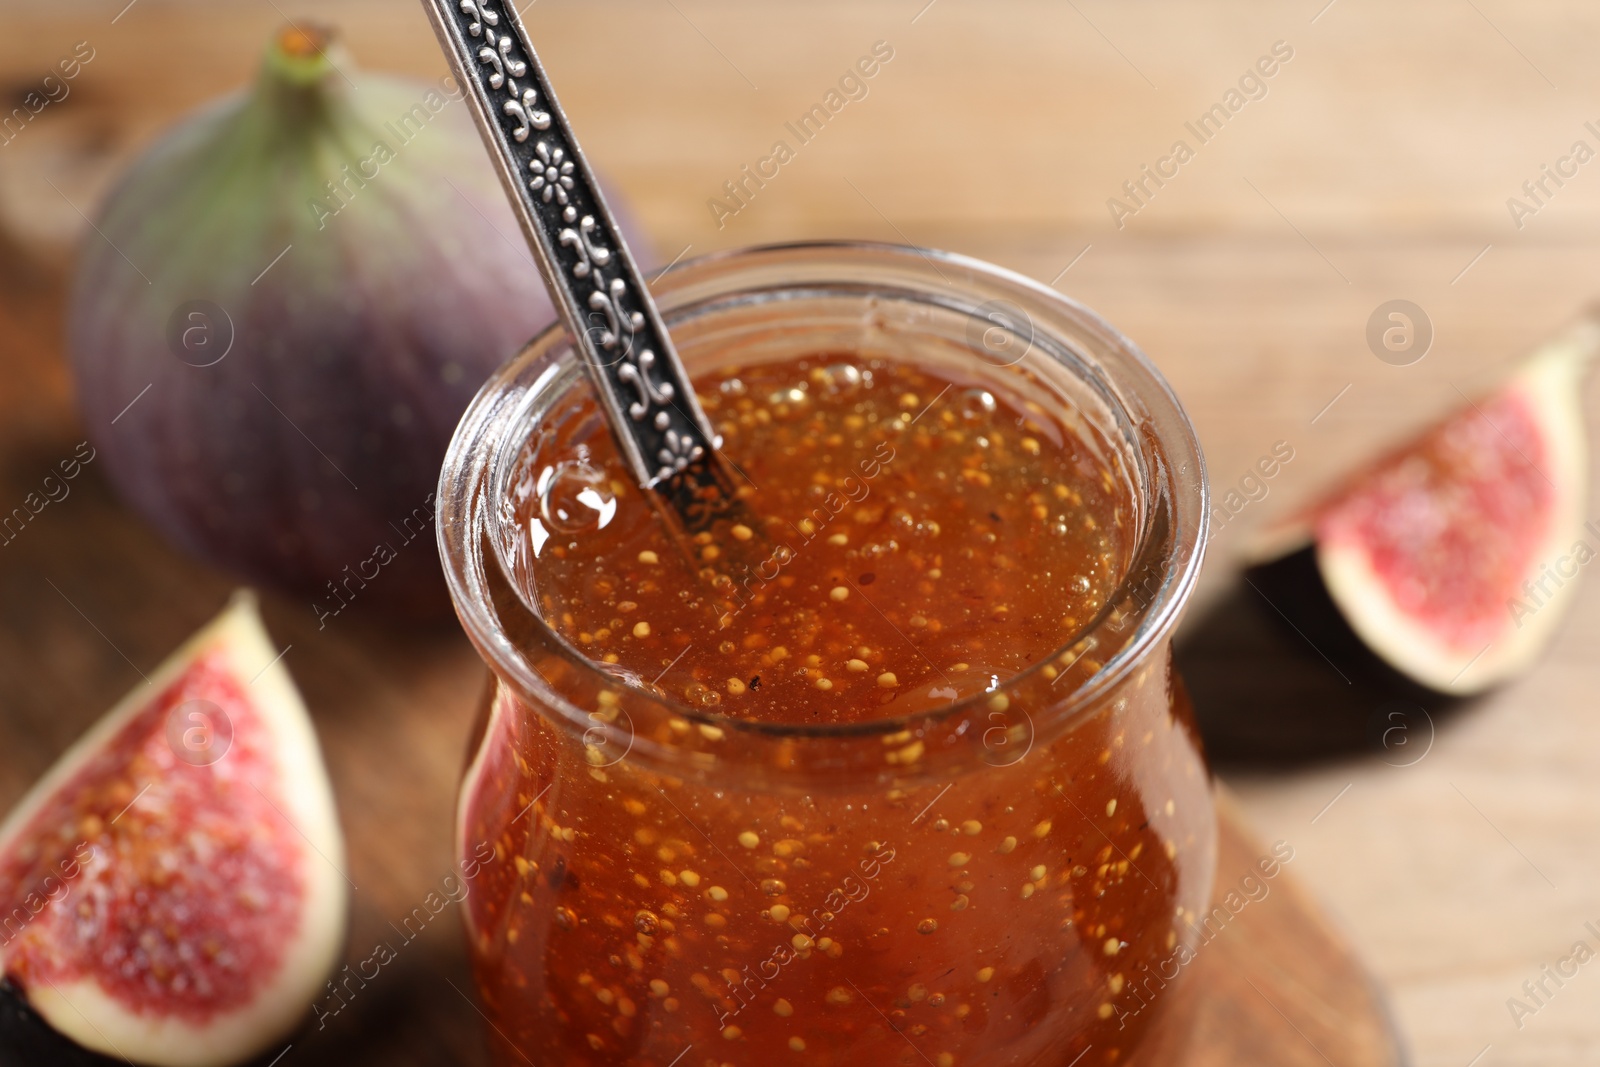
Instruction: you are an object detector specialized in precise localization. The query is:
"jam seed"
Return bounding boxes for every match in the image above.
[731,524,754,541]
[961,820,983,835]
[877,672,899,688]
[632,621,651,638]
[769,904,792,922]
[707,886,729,902]
[637,550,659,565]
[847,658,869,672]
[774,999,794,1017]
[738,831,761,849]
[976,966,995,983]
[830,586,850,602]
[890,740,926,764]
[789,1037,807,1052]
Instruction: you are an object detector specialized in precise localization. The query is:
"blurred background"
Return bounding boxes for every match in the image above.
[4,2,1600,1065]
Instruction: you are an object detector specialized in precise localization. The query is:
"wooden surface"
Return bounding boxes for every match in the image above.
[5,1,1600,1064]
[1136,791,1404,1067]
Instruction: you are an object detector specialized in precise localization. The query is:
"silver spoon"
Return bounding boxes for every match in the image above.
[423,0,741,535]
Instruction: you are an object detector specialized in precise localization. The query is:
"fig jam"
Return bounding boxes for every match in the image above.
[531,357,1133,723]
[456,352,1214,1066]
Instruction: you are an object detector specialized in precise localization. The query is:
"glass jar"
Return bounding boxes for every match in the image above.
[438,242,1214,1066]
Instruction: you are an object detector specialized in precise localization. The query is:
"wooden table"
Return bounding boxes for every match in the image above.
[5,2,1600,1064]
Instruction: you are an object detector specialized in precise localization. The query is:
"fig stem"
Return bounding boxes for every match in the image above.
[264,23,340,89]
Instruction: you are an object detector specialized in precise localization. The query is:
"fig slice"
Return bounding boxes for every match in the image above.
[0,593,346,1066]
[1250,315,1600,695]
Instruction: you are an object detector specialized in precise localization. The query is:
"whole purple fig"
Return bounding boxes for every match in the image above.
[68,26,648,620]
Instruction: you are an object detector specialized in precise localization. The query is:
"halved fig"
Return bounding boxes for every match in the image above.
[1250,314,1600,695]
[0,593,346,1066]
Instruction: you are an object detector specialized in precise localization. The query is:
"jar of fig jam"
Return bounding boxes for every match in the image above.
[438,243,1213,1067]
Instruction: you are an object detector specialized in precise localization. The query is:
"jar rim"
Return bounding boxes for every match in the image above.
[437,240,1208,758]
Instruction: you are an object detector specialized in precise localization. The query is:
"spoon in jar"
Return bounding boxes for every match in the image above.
[422,0,749,543]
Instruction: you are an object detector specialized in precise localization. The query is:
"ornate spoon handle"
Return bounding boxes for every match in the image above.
[423,0,733,521]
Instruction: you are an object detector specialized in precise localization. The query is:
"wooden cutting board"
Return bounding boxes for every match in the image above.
[1136,790,1406,1067]
[0,253,1399,1067]
[0,243,1400,1064]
